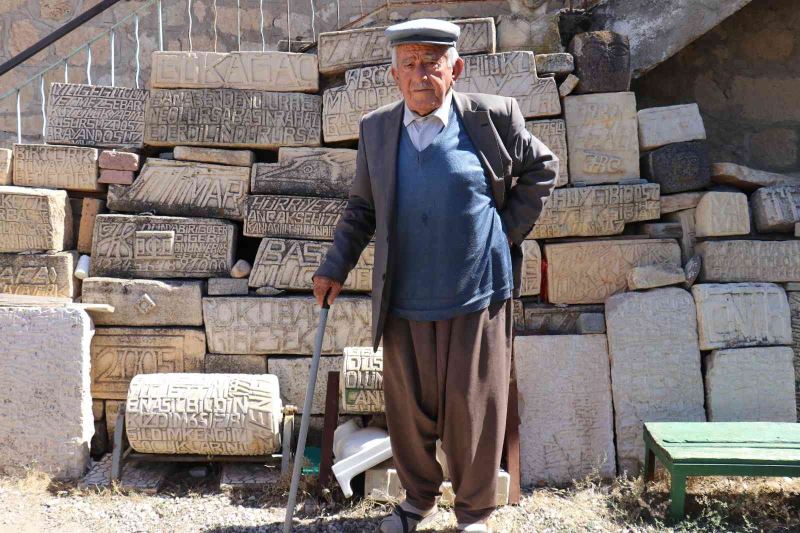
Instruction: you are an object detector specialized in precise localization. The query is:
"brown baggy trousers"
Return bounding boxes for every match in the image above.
[382,298,513,524]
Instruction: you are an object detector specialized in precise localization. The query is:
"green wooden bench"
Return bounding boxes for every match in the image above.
[643,422,800,522]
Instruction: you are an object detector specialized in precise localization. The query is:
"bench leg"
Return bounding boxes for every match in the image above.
[643,446,656,482]
[668,470,687,523]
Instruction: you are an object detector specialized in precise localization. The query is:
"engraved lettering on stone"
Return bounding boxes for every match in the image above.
[525,119,568,187]
[13,144,101,192]
[0,251,77,298]
[340,347,384,414]
[751,185,800,233]
[243,196,345,240]
[251,148,356,198]
[696,240,800,282]
[0,186,70,253]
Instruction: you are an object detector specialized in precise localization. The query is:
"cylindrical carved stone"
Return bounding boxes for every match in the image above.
[125,373,282,455]
[569,31,630,94]
[340,347,384,414]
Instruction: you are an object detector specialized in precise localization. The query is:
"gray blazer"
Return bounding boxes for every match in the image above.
[314,91,559,350]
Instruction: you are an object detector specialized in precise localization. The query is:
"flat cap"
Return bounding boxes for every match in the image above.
[384,18,460,47]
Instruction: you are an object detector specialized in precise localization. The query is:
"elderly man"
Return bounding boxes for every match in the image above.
[313,19,558,533]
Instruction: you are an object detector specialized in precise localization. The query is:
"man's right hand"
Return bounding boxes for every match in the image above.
[312,275,343,307]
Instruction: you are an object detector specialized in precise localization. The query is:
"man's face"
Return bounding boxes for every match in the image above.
[390,43,464,116]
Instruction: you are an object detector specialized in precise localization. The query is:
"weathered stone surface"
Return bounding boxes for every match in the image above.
[518,240,540,297]
[627,263,685,290]
[516,303,605,335]
[683,255,702,289]
[243,196,345,240]
[205,354,267,374]
[663,208,696,263]
[640,141,711,194]
[546,239,681,304]
[107,159,249,220]
[220,463,281,491]
[0,251,78,298]
[637,103,706,151]
[317,17,495,75]
[692,283,792,350]
[99,150,140,171]
[145,89,321,149]
[705,347,796,422]
[151,51,318,92]
[46,83,147,149]
[528,183,660,239]
[0,186,71,252]
[208,277,249,295]
[90,327,205,399]
[660,192,705,214]
[535,53,574,76]
[751,185,800,233]
[788,292,800,421]
[576,313,606,334]
[173,146,254,167]
[126,373,282,455]
[0,148,11,185]
[203,296,371,354]
[249,237,374,292]
[98,169,134,185]
[341,347,384,414]
[694,191,750,237]
[564,92,639,185]
[77,198,105,254]
[605,288,705,473]
[639,222,683,239]
[13,144,102,192]
[80,454,172,492]
[711,162,800,191]
[558,74,579,97]
[90,214,237,278]
[525,119,569,187]
[81,278,204,326]
[569,31,630,94]
[269,356,340,414]
[697,240,800,282]
[0,307,93,478]
[251,147,356,198]
[515,334,615,484]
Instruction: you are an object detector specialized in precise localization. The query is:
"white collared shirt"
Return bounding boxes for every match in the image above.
[402,89,453,152]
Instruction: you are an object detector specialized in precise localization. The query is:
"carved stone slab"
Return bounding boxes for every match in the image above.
[528,183,660,239]
[269,356,341,414]
[525,119,569,187]
[694,191,750,237]
[126,373,282,455]
[151,51,318,92]
[569,31,630,94]
[0,251,78,298]
[0,148,11,185]
[605,288,705,473]
[660,192,704,214]
[12,144,102,192]
[751,185,800,233]
[203,296,371,354]
[90,214,237,278]
[516,303,604,335]
[515,334,615,484]
[45,83,147,149]
[106,159,249,220]
[692,283,792,350]
[0,186,71,253]
[520,240,541,297]
[317,17,496,75]
[627,263,685,290]
[697,240,800,282]
[251,147,356,198]
[564,92,639,185]
[640,141,710,194]
[243,195,345,240]
[173,146,254,167]
[545,239,681,304]
[637,103,707,151]
[788,292,800,421]
[145,89,321,149]
[711,162,800,191]
[81,278,204,326]
[340,346,384,414]
[249,237,374,291]
[90,327,205,399]
[705,347,797,422]
[535,53,574,76]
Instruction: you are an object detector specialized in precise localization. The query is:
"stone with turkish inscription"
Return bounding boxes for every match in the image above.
[99,150,140,171]
[520,240,541,297]
[525,120,569,187]
[605,288,705,473]
[220,463,281,492]
[751,185,800,233]
[208,277,249,295]
[341,347,384,414]
[0,148,11,185]
[45,83,147,149]
[788,292,800,420]
[569,31,630,94]
[705,347,796,422]
[517,303,604,335]
[692,283,792,350]
[249,238,374,292]
[640,141,710,194]
[77,198,105,254]
[697,240,800,282]
[317,17,495,75]
[627,263,685,290]
[269,356,340,414]
[564,92,639,185]
[151,51,318,92]
[527,183,660,239]
[661,192,705,214]
[576,313,606,334]
[637,104,706,151]
[251,147,356,198]
[243,195,345,240]
[90,327,205,399]
[12,144,102,192]
[663,208,696,263]
[205,354,267,374]
[0,251,78,298]
[98,169,134,185]
[81,278,204,326]
[694,191,750,237]
[535,53,574,76]
[0,186,71,252]
[145,89,321,149]
[546,239,681,304]
[173,146,254,167]
[90,214,236,278]
[203,296,371,354]
[558,74,579,97]
[126,373,282,455]
[711,162,800,191]
[106,159,249,220]
[515,334,615,484]
[0,307,93,479]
